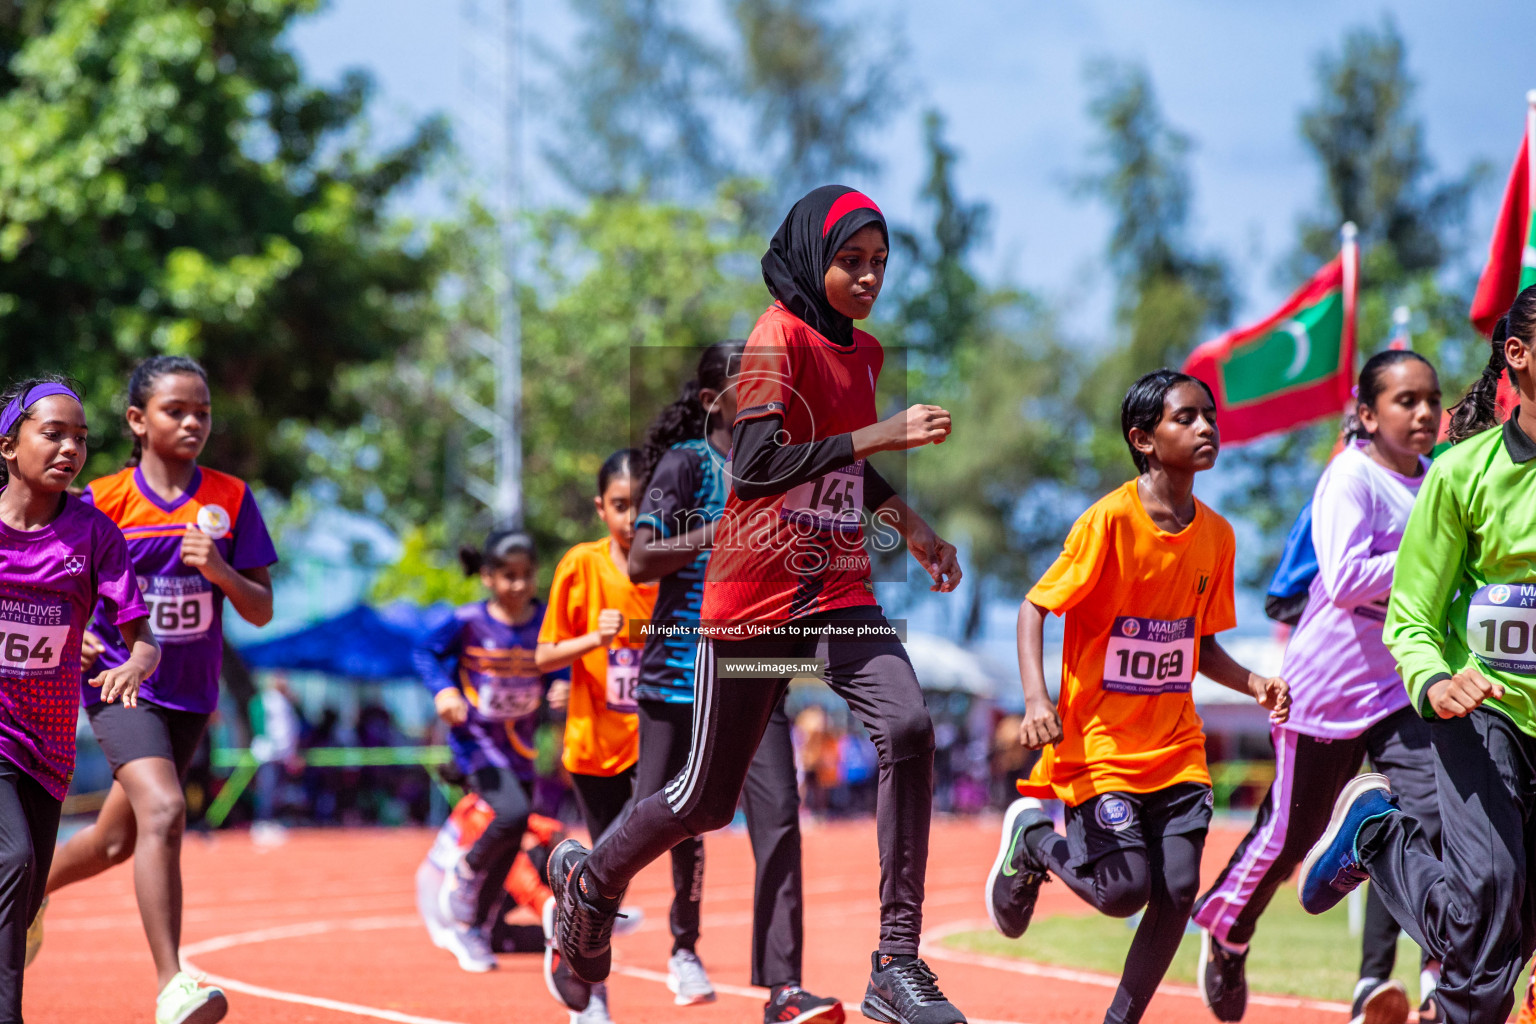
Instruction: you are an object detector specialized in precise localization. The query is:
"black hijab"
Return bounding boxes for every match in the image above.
[761,184,888,348]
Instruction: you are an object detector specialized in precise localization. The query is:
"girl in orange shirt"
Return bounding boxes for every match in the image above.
[986,369,1289,1024]
[536,449,656,1023]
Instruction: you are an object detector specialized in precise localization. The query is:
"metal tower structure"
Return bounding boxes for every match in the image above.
[456,0,523,528]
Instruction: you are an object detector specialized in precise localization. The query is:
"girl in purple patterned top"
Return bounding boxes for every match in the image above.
[0,376,157,1021]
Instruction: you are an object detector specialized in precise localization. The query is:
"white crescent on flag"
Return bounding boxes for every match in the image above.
[1279,319,1311,380]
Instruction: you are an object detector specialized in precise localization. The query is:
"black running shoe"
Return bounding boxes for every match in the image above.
[548,839,622,985]
[1348,978,1408,1024]
[984,797,1053,939]
[764,985,845,1024]
[1196,927,1247,1022]
[861,953,966,1024]
[1416,990,1444,1024]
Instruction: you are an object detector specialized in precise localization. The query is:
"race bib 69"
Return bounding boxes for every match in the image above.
[1102,616,1196,695]
[1468,583,1536,676]
[142,575,215,643]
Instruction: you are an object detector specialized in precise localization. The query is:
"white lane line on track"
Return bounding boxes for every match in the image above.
[181,917,469,1024]
[920,919,1353,1014]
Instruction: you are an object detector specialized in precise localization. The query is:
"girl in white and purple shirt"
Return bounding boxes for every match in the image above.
[0,377,156,1021]
[1192,350,1447,1024]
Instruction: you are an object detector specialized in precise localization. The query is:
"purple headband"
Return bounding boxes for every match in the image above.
[0,384,82,436]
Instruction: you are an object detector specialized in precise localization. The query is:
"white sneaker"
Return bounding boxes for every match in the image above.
[155,971,228,1024]
[613,903,646,936]
[572,982,614,1023]
[440,920,497,973]
[667,949,717,1006]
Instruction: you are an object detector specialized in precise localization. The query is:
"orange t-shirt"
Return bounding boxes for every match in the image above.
[539,539,657,777]
[1018,481,1237,806]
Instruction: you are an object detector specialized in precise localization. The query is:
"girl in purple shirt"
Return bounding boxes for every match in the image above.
[1192,351,1447,1024]
[43,357,275,1024]
[0,376,157,1022]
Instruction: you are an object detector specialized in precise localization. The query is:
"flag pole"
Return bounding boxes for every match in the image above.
[1341,222,1359,385]
[1527,90,1536,211]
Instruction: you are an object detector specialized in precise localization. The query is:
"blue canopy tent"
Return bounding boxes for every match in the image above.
[214,602,459,827]
[239,602,455,678]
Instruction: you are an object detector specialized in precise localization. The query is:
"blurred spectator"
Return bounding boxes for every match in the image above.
[250,675,303,843]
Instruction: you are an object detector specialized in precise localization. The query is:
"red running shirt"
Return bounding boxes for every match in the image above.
[701,304,883,637]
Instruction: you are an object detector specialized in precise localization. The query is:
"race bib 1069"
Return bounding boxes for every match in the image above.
[606,647,641,713]
[0,598,70,678]
[142,575,215,643]
[780,461,865,534]
[1102,615,1196,695]
[1468,583,1536,676]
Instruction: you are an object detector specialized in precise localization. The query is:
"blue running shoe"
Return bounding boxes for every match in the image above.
[1298,773,1397,915]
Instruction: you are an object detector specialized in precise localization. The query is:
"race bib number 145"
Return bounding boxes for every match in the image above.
[1102,616,1196,695]
[1468,583,1536,676]
[780,461,865,534]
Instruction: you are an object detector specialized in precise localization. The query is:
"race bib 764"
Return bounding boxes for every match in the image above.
[0,598,70,678]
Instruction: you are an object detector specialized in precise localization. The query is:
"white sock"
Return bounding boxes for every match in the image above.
[1421,961,1441,1000]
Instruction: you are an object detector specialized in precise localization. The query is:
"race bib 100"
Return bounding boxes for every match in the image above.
[1102,616,1196,695]
[0,598,70,678]
[471,674,542,721]
[1468,583,1536,676]
[142,575,215,643]
[606,647,641,713]
[780,461,865,534]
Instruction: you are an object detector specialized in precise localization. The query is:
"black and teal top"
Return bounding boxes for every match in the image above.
[634,438,728,704]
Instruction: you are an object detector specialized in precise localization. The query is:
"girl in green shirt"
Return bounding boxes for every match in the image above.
[1298,284,1536,1024]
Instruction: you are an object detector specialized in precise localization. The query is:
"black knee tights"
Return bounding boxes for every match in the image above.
[1037,830,1206,1024]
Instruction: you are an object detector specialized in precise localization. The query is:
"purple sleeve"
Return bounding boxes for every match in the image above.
[95,520,148,626]
[1311,459,1396,609]
[230,486,278,571]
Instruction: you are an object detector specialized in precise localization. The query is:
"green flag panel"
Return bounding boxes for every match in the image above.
[1219,292,1344,405]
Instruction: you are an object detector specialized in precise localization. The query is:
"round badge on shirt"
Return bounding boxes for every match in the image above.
[196,504,231,539]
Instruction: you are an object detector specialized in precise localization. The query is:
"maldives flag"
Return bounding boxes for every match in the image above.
[1184,234,1358,444]
[1470,127,1535,337]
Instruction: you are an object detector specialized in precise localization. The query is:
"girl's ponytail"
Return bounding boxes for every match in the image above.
[633,339,746,490]
[634,380,706,491]
[1448,284,1536,445]
[1447,318,1510,444]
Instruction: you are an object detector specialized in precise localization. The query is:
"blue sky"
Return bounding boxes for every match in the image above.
[289,0,1536,341]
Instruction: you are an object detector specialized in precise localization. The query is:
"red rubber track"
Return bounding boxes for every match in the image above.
[25,820,1350,1023]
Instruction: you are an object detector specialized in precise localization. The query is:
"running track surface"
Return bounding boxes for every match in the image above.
[26,818,1357,1024]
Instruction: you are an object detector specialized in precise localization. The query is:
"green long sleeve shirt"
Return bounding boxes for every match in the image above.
[1385,414,1536,735]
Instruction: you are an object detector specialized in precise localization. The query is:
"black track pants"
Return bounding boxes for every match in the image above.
[587,608,935,955]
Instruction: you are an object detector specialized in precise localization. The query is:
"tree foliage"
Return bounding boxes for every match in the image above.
[1073,59,1234,488]
[889,113,1080,639]
[0,0,447,490]
[540,0,898,207]
[1226,19,1487,585]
